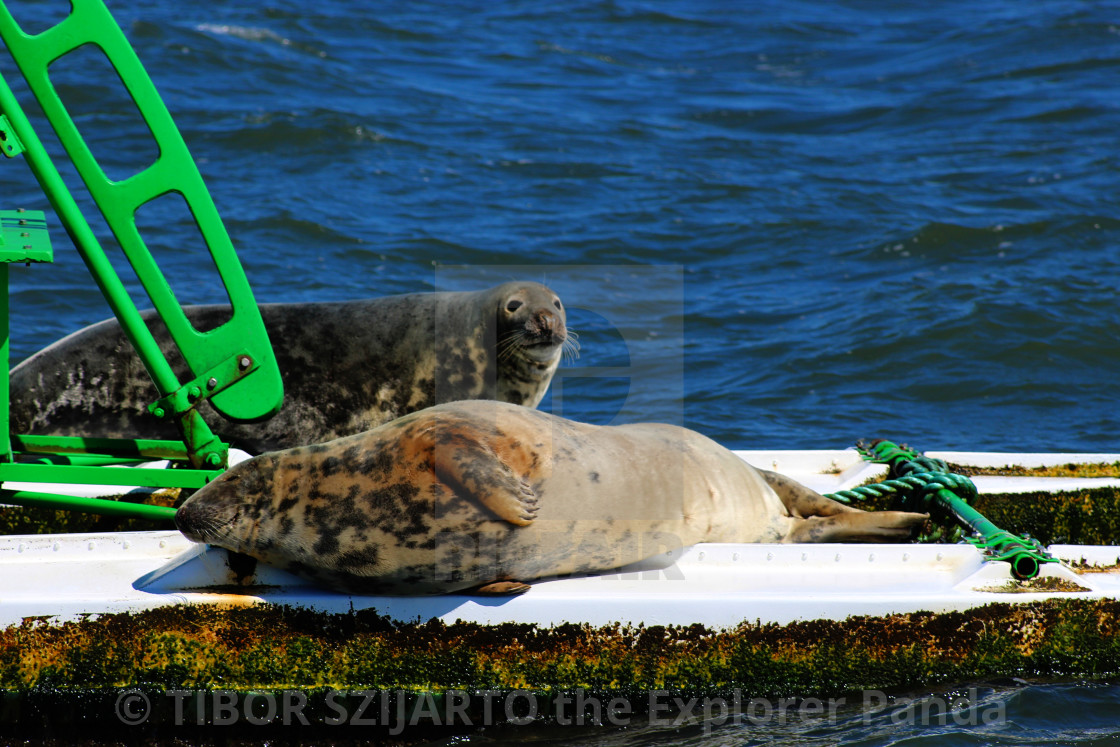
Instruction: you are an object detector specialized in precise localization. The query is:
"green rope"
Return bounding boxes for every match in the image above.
[826,470,976,507]
[823,438,1057,580]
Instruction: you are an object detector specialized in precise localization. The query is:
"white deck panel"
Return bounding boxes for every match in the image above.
[0,530,1116,629]
[2,449,1119,629]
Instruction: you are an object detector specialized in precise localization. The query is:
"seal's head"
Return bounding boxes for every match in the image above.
[494,281,576,369]
[175,454,282,555]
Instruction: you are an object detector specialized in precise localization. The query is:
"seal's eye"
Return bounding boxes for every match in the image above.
[506,300,523,312]
[554,300,562,310]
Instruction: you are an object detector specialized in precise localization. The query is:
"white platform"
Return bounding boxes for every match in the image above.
[2,449,1117,629]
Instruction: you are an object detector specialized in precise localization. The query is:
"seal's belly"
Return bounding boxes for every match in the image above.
[295,517,695,594]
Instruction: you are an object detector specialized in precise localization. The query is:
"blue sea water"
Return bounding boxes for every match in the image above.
[1,0,1119,742]
[4,0,1120,454]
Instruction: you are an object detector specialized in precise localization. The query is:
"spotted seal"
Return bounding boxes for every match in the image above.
[175,400,928,595]
[10,282,571,454]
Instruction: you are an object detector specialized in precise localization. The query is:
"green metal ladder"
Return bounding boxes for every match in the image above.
[0,1,283,521]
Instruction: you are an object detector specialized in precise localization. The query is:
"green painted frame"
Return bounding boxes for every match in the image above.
[0,0,284,521]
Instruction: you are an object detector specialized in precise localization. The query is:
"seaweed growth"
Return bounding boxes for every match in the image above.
[3,600,1120,696]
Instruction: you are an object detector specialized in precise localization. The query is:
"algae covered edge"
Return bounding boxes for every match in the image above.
[3,599,1120,695]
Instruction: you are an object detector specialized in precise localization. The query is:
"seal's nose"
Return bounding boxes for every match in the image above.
[174,500,209,543]
[530,309,564,343]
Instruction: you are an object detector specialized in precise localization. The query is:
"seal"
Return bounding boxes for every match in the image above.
[175,400,928,595]
[10,282,572,454]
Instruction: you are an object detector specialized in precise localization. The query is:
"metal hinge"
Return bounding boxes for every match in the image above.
[0,115,24,157]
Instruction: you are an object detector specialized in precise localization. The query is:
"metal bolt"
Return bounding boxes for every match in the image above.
[205,453,223,468]
[152,406,165,419]
[188,385,202,401]
[207,377,218,390]
[238,356,252,370]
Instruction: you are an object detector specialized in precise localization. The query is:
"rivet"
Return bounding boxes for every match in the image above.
[835,553,842,562]
[801,552,808,561]
[87,541,95,550]
[903,553,911,562]
[732,552,740,561]
[207,377,219,390]
[869,553,876,562]
[766,552,773,561]
[698,551,705,561]
[238,356,252,370]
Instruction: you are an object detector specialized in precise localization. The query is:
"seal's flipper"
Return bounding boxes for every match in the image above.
[432,439,540,526]
[785,509,928,543]
[472,580,531,595]
[757,468,857,518]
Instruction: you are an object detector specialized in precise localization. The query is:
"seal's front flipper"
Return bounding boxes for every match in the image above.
[786,509,928,543]
[432,438,540,526]
[472,580,531,595]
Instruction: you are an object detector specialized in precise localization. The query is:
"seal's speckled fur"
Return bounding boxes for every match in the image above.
[10,282,568,453]
[175,401,927,595]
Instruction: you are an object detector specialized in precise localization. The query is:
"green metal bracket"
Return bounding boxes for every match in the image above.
[149,352,260,422]
[0,0,284,459]
[4,431,222,521]
[853,439,1058,580]
[0,113,22,157]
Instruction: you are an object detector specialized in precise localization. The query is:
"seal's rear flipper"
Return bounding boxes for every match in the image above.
[757,468,855,518]
[472,580,531,595]
[786,510,928,543]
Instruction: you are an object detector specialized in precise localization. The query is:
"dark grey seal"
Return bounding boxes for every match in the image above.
[10,282,571,454]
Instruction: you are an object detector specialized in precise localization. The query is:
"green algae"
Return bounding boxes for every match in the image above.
[4,600,1120,697]
[971,489,1120,546]
[949,462,1120,479]
[847,487,1120,547]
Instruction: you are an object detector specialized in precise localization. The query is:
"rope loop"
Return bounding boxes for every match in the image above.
[842,438,1055,578]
